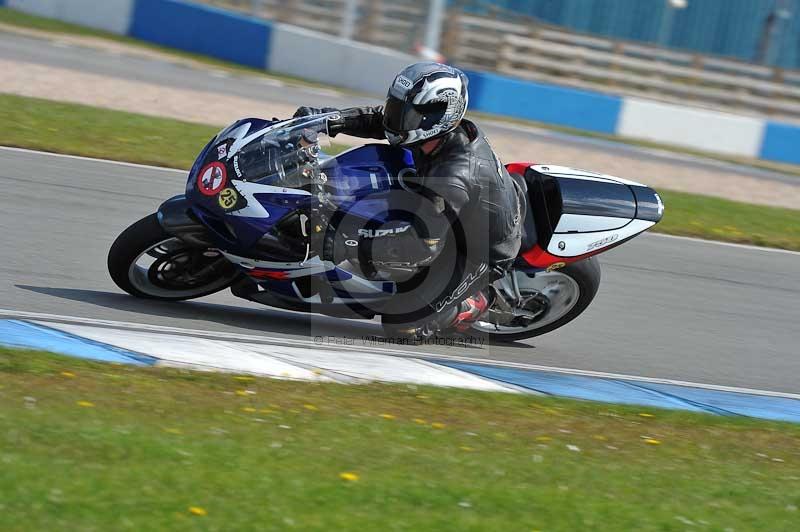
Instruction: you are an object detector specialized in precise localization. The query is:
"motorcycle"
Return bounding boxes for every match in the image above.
[108,113,663,342]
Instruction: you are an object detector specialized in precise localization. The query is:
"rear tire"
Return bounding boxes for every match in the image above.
[476,258,601,343]
[108,213,239,301]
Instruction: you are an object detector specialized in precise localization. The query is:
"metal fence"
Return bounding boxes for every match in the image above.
[202,0,430,51]
[445,12,800,119]
[197,0,800,120]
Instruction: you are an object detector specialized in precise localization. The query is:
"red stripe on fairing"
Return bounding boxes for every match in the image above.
[248,269,290,280]
[520,245,598,268]
[505,162,600,268]
[505,162,535,177]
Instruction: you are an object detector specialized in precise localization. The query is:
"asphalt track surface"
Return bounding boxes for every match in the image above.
[1,147,799,394]
[2,29,799,394]
[2,29,800,186]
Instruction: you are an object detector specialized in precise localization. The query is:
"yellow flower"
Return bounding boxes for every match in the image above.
[644,438,661,445]
[339,472,359,482]
[379,413,396,420]
[76,401,94,408]
[535,436,552,442]
[460,446,474,452]
[234,376,254,382]
[60,371,75,378]
[242,407,257,413]
[304,404,318,411]
[431,422,446,429]
[593,435,608,441]
[416,395,429,399]
[235,390,249,396]
[412,418,426,424]
[639,413,655,418]
[188,506,207,516]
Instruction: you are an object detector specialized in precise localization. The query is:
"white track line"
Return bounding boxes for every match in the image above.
[0,146,186,174]
[2,146,796,255]
[645,232,800,256]
[2,308,799,401]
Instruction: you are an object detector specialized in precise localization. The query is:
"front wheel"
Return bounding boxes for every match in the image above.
[108,213,240,301]
[471,258,601,342]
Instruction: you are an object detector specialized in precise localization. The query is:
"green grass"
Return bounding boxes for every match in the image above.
[658,189,800,250]
[0,93,219,168]
[0,6,114,36]
[1,347,799,531]
[0,93,350,168]
[1,92,798,250]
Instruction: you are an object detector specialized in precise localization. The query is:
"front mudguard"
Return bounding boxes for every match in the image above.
[156,195,215,248]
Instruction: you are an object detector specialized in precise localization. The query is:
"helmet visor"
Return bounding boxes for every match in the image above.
[383,96,447,135]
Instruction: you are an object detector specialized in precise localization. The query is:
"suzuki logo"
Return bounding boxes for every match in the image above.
[358,225,412,238]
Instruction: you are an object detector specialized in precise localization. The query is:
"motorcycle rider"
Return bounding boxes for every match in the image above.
[294,62,523,339]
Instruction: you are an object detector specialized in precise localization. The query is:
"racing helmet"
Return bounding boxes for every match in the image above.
[382,62,469,146]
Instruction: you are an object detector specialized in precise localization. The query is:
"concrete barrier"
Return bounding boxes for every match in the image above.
[618,98,765,158]
[6,0,134,34]
[129,0,271,69]
[268,23,415,95]
[465,71,622,135]
[760,122,800,165]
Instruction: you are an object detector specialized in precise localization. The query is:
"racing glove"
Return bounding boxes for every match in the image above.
[292,106,384,139]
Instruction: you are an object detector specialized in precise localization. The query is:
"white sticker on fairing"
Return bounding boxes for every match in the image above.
[546,219,655,257]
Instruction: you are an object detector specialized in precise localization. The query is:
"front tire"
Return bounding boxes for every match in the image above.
[108,213,240,301]
[473,258,601,343]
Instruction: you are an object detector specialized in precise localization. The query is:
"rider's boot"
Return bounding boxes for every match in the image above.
[382,288,494,340]
[450,288,494,332]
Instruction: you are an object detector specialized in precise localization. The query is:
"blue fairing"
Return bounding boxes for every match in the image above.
[329,144,414,194]
[325,144,415,222]
[185,135,415,303]
[188,140,414,248]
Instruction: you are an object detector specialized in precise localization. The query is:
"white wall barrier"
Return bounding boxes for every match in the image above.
[7,0,135,35]
[268,23,416,96]
[617,98,766,158]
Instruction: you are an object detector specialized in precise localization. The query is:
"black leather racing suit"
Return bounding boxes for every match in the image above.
[329,106,524,333]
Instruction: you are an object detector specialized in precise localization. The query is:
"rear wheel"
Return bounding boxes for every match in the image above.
[108,213,240,300]
[472,258,601,342]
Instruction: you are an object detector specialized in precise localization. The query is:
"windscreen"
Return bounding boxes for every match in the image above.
[230,114,334,188]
